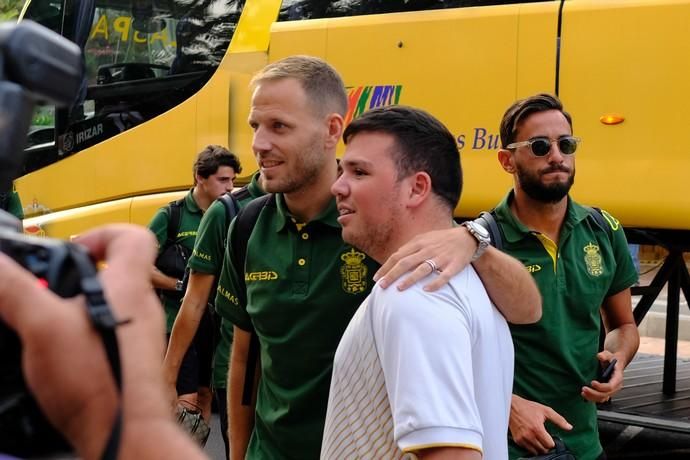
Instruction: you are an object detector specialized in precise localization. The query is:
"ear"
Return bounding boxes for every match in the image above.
[405,171,432,209]
[324,113,344,149]
[194,172,204,186]
[498,149,515,174]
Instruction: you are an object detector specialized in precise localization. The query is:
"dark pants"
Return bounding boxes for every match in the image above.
[215,387,229,459]
[167,307,215,394]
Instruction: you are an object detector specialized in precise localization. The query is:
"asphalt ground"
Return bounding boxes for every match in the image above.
[202,416,690,459]
[601,421,690,459]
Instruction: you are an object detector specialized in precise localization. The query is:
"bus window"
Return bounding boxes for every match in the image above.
[277,0,549,20]
[21,0,246,174]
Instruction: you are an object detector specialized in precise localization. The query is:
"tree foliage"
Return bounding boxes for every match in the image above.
[0,0,24,21]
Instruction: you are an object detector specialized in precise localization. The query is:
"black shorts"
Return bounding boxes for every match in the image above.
[167,306,215,395]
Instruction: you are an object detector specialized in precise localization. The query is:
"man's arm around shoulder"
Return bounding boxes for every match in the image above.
[372,226,541,324]
[473,245,541,324]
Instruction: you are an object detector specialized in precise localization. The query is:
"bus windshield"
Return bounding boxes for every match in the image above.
[21,0,245,174]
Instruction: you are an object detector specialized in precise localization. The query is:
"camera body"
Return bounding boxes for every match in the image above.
[0,20,90,457]
[0,212,85,456]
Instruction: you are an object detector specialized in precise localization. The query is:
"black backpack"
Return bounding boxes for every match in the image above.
[155,198,193,299]
[218,193,276,405]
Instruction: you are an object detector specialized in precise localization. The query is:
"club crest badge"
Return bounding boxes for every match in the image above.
[340,248,368,294]
[584,242,603,276]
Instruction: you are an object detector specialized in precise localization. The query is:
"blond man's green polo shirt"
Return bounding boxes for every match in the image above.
[148,189,202,332]
[494,191,637,460]
[188,172,264,388]
[215,194,378,460]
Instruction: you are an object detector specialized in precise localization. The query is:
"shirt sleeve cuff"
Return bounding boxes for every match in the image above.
[398,427,483,455]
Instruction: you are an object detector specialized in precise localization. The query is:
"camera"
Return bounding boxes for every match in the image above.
[0,20,106,457]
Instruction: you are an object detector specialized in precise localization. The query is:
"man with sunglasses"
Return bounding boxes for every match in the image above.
[375,93,638,459]
[494,93,638,459]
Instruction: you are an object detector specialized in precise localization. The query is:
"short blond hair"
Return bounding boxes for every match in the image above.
[251,55,348,117]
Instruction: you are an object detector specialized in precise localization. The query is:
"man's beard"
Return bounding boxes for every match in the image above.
[517,163,575,203]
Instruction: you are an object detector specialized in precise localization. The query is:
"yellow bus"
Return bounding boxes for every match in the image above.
[15,0,690,238]
[12,0,690,438]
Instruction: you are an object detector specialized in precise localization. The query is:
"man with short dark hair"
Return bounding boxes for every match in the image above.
[377,94,639,460]
[323,105,514,460]
[148,144,241,444]
[163,170,263,457]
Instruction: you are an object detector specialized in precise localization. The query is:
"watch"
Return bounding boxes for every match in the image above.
[175,279,184,292]
[461,220,491,262]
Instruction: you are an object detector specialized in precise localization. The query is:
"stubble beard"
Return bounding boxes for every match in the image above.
[262,139,327,195]
[343,198,403,262]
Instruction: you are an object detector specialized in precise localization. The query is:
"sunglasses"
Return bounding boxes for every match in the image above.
[506,136,581,157]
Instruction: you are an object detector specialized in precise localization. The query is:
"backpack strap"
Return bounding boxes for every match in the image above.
[165,198,185,248]
[228,193,275,406]
[218,192,241,224]
[475,210,504,251]
[585,206,612,239]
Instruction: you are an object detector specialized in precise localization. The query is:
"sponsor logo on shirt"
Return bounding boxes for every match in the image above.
[584,242,604,276]
[176,231,197,238]
[192,249,211,261]
[245,271,279,281]
[525,264,542,273]
[217,285,239,306]
[340,248,368,294]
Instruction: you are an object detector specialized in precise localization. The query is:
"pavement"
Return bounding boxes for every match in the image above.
[635,261,690,340]
[638,336,690,358]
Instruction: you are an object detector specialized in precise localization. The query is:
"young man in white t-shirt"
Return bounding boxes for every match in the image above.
[323,106,516,459]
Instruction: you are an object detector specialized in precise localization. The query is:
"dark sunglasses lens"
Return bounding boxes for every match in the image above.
[530,139,551,156]
[559,137,578,155]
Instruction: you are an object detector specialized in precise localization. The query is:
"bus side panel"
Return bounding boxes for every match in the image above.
[268,3,559,217]
[515,4,561,97]
[560,0,690,230]
[130,191,187,229]
[23,198,133,240]
[269,19,328,60]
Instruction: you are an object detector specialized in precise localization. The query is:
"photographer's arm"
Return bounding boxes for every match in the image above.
[0,225,206,460]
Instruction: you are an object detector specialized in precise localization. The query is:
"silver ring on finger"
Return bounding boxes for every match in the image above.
[423,259,440,273]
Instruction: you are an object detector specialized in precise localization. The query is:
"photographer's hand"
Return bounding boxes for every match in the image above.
[0,224,206,460]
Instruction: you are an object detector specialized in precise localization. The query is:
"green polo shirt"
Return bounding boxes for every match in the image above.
[494,191,637,460]
[188,172,264,389]
[148,189,203,332]
[216,193,379,460]
[4,189,23,219]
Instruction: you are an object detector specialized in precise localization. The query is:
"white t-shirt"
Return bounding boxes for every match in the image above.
[321,266,513,460]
